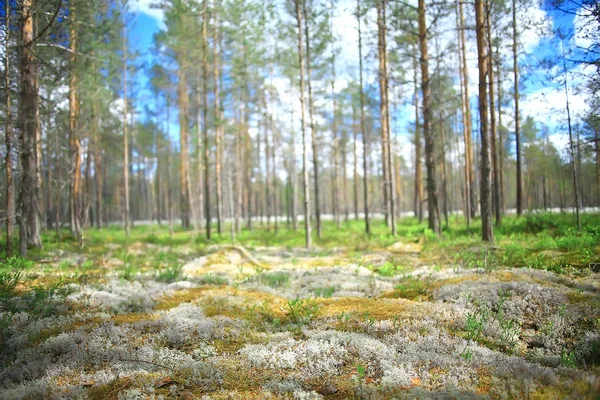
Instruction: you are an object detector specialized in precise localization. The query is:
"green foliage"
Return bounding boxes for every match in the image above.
[156,263,184,283]
[393,274,435,300]
[0,271,21,300]
[120,264,141,281]
[560,349,577,368]
[0,256,34,272]
[199,273,228,286]
[286,297,319,324]
[313,286,335,298]
[260,271,290,288]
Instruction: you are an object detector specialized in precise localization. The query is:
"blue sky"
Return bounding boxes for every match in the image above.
[126,0,596,161]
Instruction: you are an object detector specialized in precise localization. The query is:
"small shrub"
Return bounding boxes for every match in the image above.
[0,256,34,271]
[157,263,184,283]
[261,271,290,288]
[313,286,335,298]
[286,297,319,324]
[0,271,21,300]
[199,273,228,285]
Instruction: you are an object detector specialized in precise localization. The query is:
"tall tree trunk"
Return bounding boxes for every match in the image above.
[412,47,423,223]
[595,128,599,201]
[178,69,192,229]
[496,45,505,216]
[352,104,359,220]
[476,0,494,242]
[235,93,242,233]
[561,40,581,231]
[122,21,130,237]
[19,0,42,254]
[295,0,312,248]
[381,0,396,235]
[155,116,161,227]
[290,106,298,230]
[202,1,211,239]
[214,9,223,236]
[4,1,14,255]
[357,0,370,235]
[487,2,500,225]
[302,0,321,239]
[272,122,279,233]
[93,101,103,228]
[458,0,476,218]
[331,54,341,228]
[377,0,390,228]
[512,0,523,216]
[455,1,470,226]
[418,0,440,235]
[69,3,82,242]
[166,98,174,238]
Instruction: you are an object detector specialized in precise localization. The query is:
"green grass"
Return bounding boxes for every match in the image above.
[1,213,598,276]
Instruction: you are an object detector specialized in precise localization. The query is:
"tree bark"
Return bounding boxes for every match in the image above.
[512,0,523,216]
[178,69,192,229]
[357,0,370,235]
[19,0,42,254]
[213,9,223,235]
[458,0,476,218]
[412,46,423,223]
[122,21,130,237]
[418,0,440,235]
[377,0,390,228]
[4,1,14,255]
[331,54,341,228]
[487,0,500,226]
[475,0,494,242]
[302,0,321,239]
[202,1,211,239]
[295,0,312,248]
[69,2,82,242]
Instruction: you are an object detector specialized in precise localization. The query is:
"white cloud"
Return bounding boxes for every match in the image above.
[129,0,166,27]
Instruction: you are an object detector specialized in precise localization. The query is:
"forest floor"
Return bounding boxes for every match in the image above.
[1,214,600,399]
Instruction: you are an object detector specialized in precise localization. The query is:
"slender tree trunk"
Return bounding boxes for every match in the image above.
[331,54,341,228]
[496,45,505,216]
[165,98,173,238]
[214,10,223,235]
[202,1,211,239]
[235,93,242,233]
[155,115,161,227]
[381,0,396,235]
[195,84,203,226]
[487,1,500,226]
[19,0,41,254]
[595,128,599,201]
[418,0,440,235]
[352,104,359,220]
[455,2,470,226]
[476,0,494,242]
[178,69,193,230]
[69,3,82,242]
[122,22,130,237]
[290,106,298,230]
[561,41,581,231]
[458,0,476,218]
[512,0,523,216]
[440,110,449,227]
[377,1,390,228]
[272,123,279,234]
[412,48,423,223]
[357,0,370,235]
[4,2,14,255]
[302,0,321,239]
[295,0,312,248]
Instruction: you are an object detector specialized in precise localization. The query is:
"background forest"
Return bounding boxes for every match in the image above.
[0,1,600,398]
[1,0,599,253]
